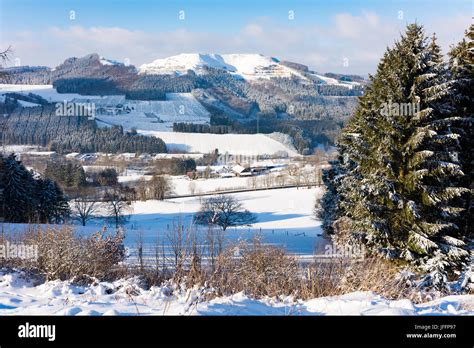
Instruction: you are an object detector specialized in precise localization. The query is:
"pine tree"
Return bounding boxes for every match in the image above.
[49,180,70,223]
[322,24,471,280]
[0,154,70,223]
[36,178,70,223]
[2,154,36,222]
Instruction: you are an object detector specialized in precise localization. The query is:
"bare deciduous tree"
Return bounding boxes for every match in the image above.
[71,187,100,226]
[195,195,257,231]
[73,199,99,226]
[104,187,132,228]
[0,47,11,62]
[247,175,259,189]
[0,46,12,81]
[188,181,196,195]
[149,175,172,200]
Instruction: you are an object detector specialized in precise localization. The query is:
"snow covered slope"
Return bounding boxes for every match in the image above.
[310,73,361,89]
[138,130,299,156]
[139,53,306,80]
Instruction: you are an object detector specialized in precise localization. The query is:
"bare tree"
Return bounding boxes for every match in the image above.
[135,177,148,201]
[104,187,132,228]
[312,147,327,165]
[0,46,12,81]
[136,230,144,272]
[188,181,196,195]
[264,174,275,188]
[302,169,313,188]
[166,217,194,275]
[71,187,100,226]
[195,195,257,231]
[288,166,302,189]
[276,173,288,187]
[0,47,11,62]
[315,167,323,187]
[149,175,172,200]
[73,199,99,226]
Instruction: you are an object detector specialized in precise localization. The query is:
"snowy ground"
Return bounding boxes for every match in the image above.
[2,187,326,259]
[96,93,210,132]
[121,187,324,254]
[138,131,299,156]
[0,270,472,315]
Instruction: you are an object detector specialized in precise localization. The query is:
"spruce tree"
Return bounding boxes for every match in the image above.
[448,24,474,292]
[36,178,70,223]
[2,154,36,222]
[0,154,70,223]
[322,24,470,281]
[448,24,474,236]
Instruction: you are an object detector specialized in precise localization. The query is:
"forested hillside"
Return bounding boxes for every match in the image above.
[0,105,167,154]
[1,53,364,151]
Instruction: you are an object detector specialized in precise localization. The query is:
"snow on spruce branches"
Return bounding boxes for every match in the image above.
[320,24,473,289]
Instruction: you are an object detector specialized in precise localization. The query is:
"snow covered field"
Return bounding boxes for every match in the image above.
[119,187,325,255]
[97,93,211,132]
[1,187,325,257]
[1,270,472,315]
[1,84,211,132]
[138,131,299,156]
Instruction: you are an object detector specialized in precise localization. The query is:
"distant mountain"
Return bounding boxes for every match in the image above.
[1,53,137,85]
[0,52,367,154]
[2,52,365,88]
[139,53,309,81]
[2,52,365,141]
[138,53,366,90]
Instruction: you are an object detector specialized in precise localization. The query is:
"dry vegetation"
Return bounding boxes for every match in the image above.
[0,225,125,281]
[0,224,428,302]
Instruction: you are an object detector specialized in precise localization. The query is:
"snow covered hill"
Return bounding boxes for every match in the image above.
[309,72,361,89]
[138,130,299,156]
[139,53,307,80]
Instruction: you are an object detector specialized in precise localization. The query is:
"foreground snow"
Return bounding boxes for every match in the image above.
[0,270,472,315]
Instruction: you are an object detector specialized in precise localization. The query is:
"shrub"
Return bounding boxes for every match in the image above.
[20,226,125,281]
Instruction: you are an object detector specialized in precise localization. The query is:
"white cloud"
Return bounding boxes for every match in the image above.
[4,12,471,74]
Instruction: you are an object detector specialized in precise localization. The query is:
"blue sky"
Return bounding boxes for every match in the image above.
[1,0,472,74]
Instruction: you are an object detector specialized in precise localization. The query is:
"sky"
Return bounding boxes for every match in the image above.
[0,0,472,74]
